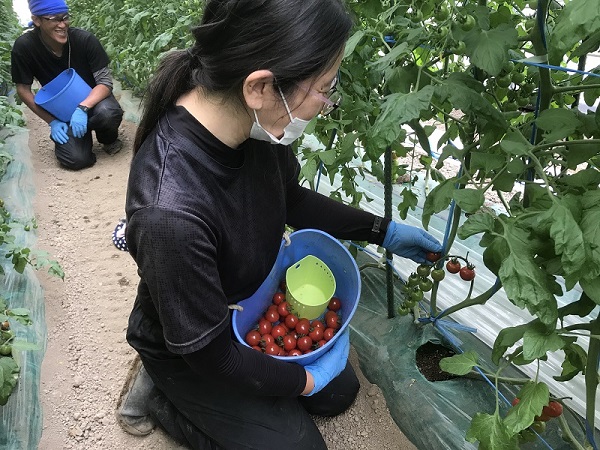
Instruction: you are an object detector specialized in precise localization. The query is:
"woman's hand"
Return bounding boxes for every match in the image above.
[383,221,442,264]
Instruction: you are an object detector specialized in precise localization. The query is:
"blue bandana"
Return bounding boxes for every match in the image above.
[29,0,69,16]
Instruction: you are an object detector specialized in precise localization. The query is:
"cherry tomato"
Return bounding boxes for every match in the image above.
[252,345,262,352]
[511,397,520,407]
[277,302,290,318]
[323,328,336,341]
[0,321,9,331]
[245,330,262,347]
[328,297,342,312]
[531,421,546,433]
[431,269,445,282]
[426,252,441,263]
[272,292,285,305]
[282,334,297,352]
[434,5,449,21]
[407,272,420,287]
[296,319,311,335]
[264,343,280,355]
[260,334,275,346]
[271,324,287,340]
[325,311,340,330]
[409,287,424,302]
[309,327,323,342]
[419,278,433,292]
[258,319,272,335]
[446,258,461,274]
[535,413,552,422]
[317,339,327,349]
[397,306,410,316]
[289,349,302,356]
[311,320,325,330]
[285,313,299,330]
[542,401,563,418]
[461,14,476,31]
[265,309,280,323]
[297,336,313,352]
[417,264,431,277]
[459,265,476,281]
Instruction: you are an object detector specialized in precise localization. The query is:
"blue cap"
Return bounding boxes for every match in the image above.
[29,0,68,16]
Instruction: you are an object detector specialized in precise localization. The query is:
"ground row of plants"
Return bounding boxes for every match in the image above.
[0,1,64,407]
[69,0,600,448]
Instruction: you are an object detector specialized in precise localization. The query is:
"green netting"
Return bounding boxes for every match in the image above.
[0,127,46,450]
[349,249,586,450]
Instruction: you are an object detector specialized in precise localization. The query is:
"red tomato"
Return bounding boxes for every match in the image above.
[317,339,327,349]
[511,398,520,407]
[282,334,297,351]
[325,312,340,330]
[271,324,287,340]
[289,349,302,356]
[264,343,280,355]
[311,320,325,330]
[295,319,311,335]
[328,297,342,312]
[272,292,286,305]
[297,336,313,352]
[245,330,262,347]
[252,345,262,352]
[426,252,442,262]
[309,327,323,342]
[260,334,275,346]
[542,401,563,418]
[285,314,299,330]
[323,328,336,341]
[258,319,272,335]
[277,302,290,318]
[265,309,280,323]
[535,413,552,422]
[446,259,461,274]
[459,265,476,281]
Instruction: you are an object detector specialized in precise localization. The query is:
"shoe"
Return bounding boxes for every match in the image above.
[116,356,156,436]
[104,138,123,155]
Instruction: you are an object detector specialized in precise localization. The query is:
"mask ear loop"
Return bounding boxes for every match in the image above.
[276,84,295,122]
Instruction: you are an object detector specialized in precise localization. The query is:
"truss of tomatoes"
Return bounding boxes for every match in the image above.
[397,252,476,316]
[244,281,343,357]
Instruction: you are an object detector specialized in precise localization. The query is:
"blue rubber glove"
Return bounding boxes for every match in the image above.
[49,120,69,144]
[383,221,443,264]
[69,107,88,138]
[303,329,350,396]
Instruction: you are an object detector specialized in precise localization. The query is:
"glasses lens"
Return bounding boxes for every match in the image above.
[45,14,70,23]
[322,90,342,116]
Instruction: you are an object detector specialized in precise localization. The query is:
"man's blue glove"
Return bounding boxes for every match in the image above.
[303,329,350,396]
[49,120,69,144]
[383,221,443,264]
[69,107,88,138]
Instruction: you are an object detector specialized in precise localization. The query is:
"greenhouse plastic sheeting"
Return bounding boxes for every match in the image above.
[0,128,46,450]
[349,250,585,450]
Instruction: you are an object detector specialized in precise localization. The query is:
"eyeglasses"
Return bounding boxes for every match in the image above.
[40,14,70,24]
[310,76,342,116]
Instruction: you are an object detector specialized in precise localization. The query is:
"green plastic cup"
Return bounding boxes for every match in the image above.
[286,255,336,320]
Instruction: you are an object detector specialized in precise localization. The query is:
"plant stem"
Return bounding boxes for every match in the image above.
[584,316,600,448]
[462,370,531,385]
[557,413,587,450]
[533,139,600,153]
[435,281,501,319]
[553,84,600,94]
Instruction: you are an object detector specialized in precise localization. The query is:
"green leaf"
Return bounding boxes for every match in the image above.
[470,152,506,173]
[504,381,549,434]
[555,343,587,382]
[535,109,583,142]
[466,413,520,450]
[397,189,418,220]
[500,129,533,156]
[458,212,496,240]
[522,323,566,361]
[344,30,365,59]
[300,157,318,183]
[536,201,586,278]
[453,189,485,214]
[0,356,19,406]
[463,24,519,76]
[492,324,528,365]
[369,42,410,72]
[564,143,600,169]
[439,350,479,375]
[422,178,458,229]
[548,0,600,65]
[580,277,600,305]
[7,308,30,317]
[318,149,337,166]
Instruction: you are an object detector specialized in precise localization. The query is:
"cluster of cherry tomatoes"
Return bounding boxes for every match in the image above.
[397,252,476,316]
[512,398,563,441]
[244,281,343,357]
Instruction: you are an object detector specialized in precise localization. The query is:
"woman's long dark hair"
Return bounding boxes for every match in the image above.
[133,0,353,152]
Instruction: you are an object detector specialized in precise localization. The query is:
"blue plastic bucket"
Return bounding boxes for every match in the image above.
[232,229,361,366]
[34,69,92,123]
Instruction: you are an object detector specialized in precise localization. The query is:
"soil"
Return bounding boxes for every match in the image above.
[415,342,459,382]
[23,103,419,450]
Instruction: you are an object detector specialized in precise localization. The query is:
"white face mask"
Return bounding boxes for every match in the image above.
[250,85,310,145]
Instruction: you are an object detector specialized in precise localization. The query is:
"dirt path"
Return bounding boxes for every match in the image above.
[24,102,416,450]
